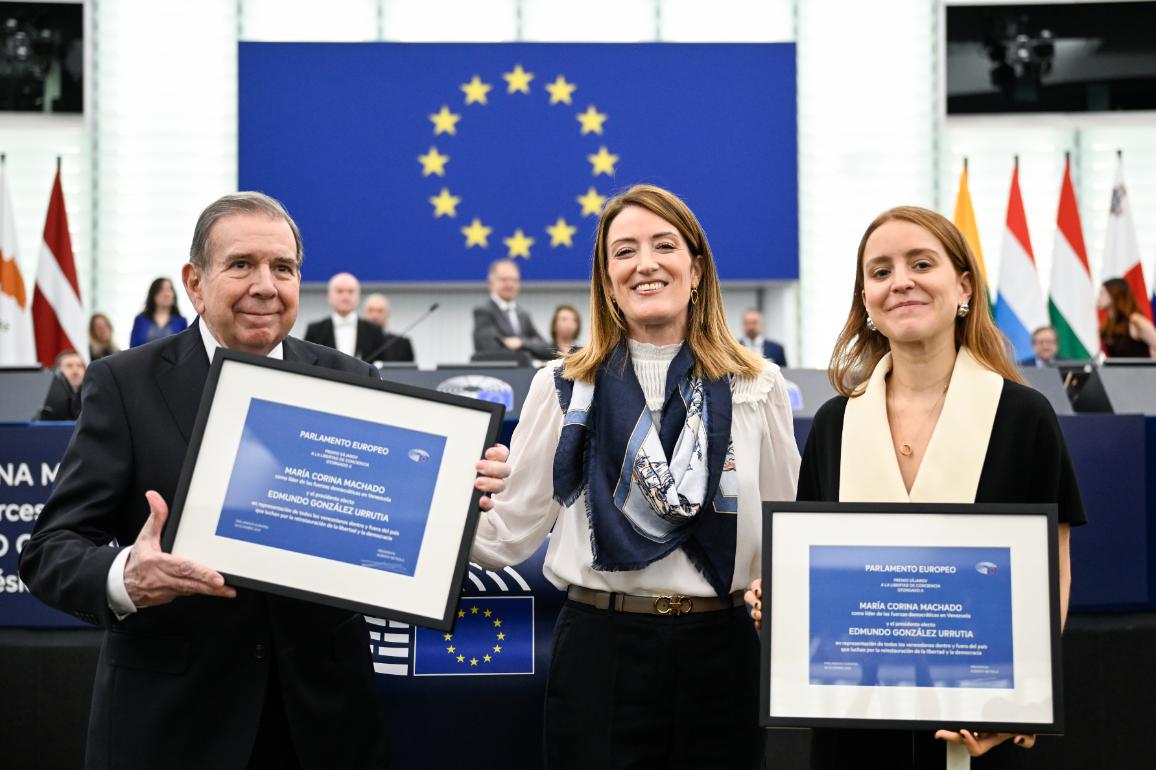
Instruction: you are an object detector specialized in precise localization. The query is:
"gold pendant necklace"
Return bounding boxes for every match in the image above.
[890,380,950,460]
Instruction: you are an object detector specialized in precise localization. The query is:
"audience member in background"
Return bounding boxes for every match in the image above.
[88,312,120,360]
[549,304,582,355]
[304,272,386,363]
[129,277,188,347]
[1018,325,1059,367]
[472,258,553,360]
[1098,277,1156,358]
[361,292,415,363]
[737,307,787,367]
[38,349,85,421]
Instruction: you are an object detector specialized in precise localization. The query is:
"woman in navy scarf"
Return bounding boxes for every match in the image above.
[472,184,800,769]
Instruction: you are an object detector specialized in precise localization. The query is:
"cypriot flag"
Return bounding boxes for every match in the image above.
[0,158,36,365]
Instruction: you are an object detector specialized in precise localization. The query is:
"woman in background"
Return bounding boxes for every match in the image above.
[88,312,119,360]
[748,206,1085,769]
[549,304,582,355]
[1098,277,1156,358]
[129,277,187,347]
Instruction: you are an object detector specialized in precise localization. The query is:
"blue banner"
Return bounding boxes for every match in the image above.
[239,42,798,282]
[809,545,1014,688]
[218,399,446,575]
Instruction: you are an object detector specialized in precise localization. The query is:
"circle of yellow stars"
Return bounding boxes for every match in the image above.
[444,604,507,667]
[417,64,618,260]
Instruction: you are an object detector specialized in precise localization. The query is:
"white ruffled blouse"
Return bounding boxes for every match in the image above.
[470,342,801,596]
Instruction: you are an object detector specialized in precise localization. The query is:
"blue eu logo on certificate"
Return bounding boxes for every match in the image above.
[216,398,447,576]
[809,545,1014,689]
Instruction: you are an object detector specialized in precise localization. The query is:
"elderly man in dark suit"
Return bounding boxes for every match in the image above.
[471,258,553,360]
[20,193,510,770]
[304,272,386,363]
[361,292,415,363]
[738,307,787,367]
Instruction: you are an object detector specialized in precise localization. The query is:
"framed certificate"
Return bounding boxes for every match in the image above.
[760,502,1063,734]
[161,349,504,631]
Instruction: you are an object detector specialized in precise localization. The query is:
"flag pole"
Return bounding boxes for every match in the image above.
[963,156,968,173]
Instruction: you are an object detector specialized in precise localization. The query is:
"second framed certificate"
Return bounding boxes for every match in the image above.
[760,502,1063,734]
[161,350,504,631]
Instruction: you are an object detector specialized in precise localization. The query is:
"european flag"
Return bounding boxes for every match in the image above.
[413,596,535,676]
[239,43,797,283]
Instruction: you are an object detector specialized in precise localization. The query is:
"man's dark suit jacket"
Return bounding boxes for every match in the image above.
[38,373,82,421]
[762,339,788,368]
[472,299,553,359]
[304,315,387,363]
[20,323,389,770]
[375,332,415,363]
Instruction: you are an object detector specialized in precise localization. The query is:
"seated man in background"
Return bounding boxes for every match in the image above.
[361,291,415,363]
[304,271,386,363]
[738,307,787,367]
[472,258,553,360]
[1021,325,1059,367]
[38,349,86,421]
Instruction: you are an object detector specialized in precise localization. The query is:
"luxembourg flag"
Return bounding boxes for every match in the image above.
[1101,153,1151,320]
[994,158,1047,361]
[1047,154,1099,360]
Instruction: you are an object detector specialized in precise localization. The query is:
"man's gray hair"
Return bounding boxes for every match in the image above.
[189,192,304,270]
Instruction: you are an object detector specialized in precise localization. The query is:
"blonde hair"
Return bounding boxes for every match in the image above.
[829,206,1023,396]
[563,184,763,383]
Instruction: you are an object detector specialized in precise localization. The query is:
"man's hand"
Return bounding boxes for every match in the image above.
[475,444,512,511]
[123,491,237,608]
[502,337,524,351]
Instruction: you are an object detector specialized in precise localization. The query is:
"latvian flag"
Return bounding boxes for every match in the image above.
[32,162,87,367]
[994,158,1048,361]
[1047,155,1099,360]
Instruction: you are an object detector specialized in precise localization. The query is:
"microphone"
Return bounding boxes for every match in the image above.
[365,302,439,362]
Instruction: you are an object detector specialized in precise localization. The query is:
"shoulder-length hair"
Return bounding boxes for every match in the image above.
[143,277,181,320]
[563,184,763,383]
[829,206,1023,397]
[1100,277,1139,341]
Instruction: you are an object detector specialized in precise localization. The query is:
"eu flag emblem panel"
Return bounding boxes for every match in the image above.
[239,42,797,283]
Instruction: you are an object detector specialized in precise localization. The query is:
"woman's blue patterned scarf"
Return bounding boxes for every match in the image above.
[552,342,738,596]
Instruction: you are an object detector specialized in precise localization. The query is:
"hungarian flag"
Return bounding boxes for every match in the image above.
[32,163,87,367]
[994,159,1048,361]
[1047,156,1099,359]
[1101,154,1151,320]
[952,159,990,300]
[0,158,37,364]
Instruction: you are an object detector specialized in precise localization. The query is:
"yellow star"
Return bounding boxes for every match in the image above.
[576,105,608,135]
[544,75,577,105]
[470,606,479,615]
[503,230,534,259]
[577,187,607,217]
[443,633,453,641]
[470,657,479,666]
[460,75,492,106]
[461,218,492,248]
[429,105,461,135]
[429,188,461,218]
[493,644,502,653]
[587,146,619,177]
[497,632,506,640]
[483,654,492,663]
[483,609,492,618]
[503,64,534,94]
[446,645,456,653]
[456,654,465,663]
[457,610,465,618]
[417,146,450,177]
[493,619,502,628]
[546,217,578,248]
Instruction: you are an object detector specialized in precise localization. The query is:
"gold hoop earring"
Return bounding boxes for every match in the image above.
[690,287,699,305]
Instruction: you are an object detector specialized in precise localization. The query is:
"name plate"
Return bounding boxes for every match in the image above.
[760,502,1063,734]
[162,350,503,631]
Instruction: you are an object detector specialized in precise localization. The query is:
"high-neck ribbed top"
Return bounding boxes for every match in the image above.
[628,339,682,414]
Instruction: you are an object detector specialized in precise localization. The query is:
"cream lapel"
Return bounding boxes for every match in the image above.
[839,352,909,502]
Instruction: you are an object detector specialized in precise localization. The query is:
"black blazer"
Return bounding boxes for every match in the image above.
[20,323,389,770]
[761,340,787,368]
[38,373,82,421]
[303,316,388,363]
[374,332,415,363]
[471,299,553,359]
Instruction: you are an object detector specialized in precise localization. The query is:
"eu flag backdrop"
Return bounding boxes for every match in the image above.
[239,43,797,283]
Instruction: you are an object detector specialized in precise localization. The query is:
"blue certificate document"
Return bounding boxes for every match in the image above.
[216,398,447,576]
[809,545,1013,689]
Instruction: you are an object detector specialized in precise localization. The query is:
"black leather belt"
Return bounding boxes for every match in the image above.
[566,585,746,616]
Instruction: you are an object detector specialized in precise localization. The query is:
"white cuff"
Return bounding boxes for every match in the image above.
[106,546,138,619]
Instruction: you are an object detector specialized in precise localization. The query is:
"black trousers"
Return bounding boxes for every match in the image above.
[544,599,764,770]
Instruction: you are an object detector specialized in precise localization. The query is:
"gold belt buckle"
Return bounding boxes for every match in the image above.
[654,594,693,616]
